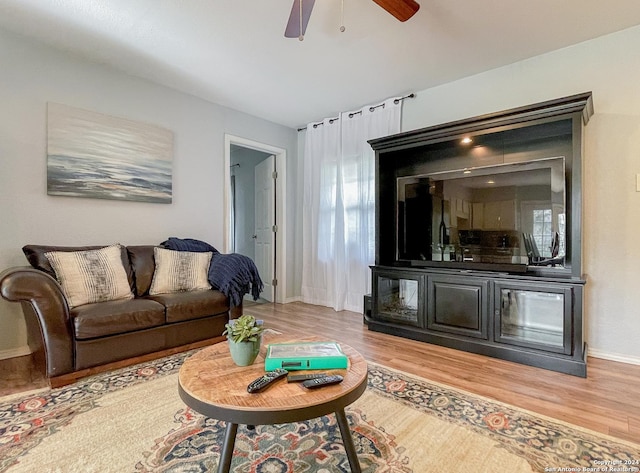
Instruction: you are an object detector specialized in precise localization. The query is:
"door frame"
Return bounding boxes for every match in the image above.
[224,134,287,304]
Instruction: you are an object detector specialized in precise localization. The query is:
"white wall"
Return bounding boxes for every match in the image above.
[402,25,640,364]
[0,28,297,357]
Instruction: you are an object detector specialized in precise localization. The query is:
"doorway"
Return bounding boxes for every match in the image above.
[224,135,287,304]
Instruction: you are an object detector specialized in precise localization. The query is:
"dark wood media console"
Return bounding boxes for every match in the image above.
[366,93,593,377]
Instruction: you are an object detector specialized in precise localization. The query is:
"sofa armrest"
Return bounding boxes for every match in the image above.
[230,301,243,319]
[0,266,74,377]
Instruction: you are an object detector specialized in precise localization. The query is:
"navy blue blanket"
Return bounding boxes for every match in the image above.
[160,237,263,307]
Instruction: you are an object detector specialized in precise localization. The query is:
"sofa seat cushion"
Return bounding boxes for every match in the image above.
[146,289,229,323]
[72,298,166,340]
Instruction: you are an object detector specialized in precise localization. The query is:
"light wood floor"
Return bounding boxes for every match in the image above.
[1,301,639,444]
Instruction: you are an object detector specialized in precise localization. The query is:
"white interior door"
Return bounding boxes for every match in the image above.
[254,155,275,302]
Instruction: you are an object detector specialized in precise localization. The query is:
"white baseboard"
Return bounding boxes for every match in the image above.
[588,348,640,366]
[0,345,31,360]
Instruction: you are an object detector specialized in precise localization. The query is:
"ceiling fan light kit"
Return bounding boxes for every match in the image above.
[285,0,419,40]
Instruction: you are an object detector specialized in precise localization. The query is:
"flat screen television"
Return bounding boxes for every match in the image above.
[396,156,566,273]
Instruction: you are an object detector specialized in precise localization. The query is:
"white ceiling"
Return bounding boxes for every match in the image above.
[2,0,640,129]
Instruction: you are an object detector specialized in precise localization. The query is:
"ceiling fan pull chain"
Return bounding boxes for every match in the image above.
[340,0,346,32]
[299,0,304,41]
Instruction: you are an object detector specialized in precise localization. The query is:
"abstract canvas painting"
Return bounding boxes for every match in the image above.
[47,103,173,203]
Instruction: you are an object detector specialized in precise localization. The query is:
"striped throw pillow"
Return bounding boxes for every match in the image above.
[45,244,134,308]
[149,247,212,295]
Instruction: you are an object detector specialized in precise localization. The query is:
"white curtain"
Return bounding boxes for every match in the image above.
[302,98,402,312]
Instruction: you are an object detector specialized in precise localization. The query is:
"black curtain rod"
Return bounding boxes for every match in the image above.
[297,93,415,132]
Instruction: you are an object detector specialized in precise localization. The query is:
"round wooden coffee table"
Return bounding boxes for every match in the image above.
[178,334,368,473]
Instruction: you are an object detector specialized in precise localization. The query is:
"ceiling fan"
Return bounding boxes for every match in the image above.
[285,0,420,40]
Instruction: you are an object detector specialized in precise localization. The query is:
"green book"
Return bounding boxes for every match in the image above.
[264,341,349,371]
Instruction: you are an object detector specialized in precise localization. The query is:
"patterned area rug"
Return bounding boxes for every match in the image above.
[1,351,639,473]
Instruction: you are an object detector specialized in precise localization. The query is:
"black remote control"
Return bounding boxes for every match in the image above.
[287,373,328,383]
[302,375,344,389]
[247,369,288,393]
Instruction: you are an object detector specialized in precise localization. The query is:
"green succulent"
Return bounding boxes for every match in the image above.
[223,314,264,343]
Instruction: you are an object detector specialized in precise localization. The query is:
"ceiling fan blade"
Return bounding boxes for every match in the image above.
[285,0,316,38]
[371,0,420,22]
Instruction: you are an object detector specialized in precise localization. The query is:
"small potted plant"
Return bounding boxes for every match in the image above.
[223,314,265,366]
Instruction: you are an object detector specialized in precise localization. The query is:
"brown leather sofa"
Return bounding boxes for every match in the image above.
[0,244,241,386]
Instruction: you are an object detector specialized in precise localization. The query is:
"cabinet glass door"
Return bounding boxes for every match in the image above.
[496,284,572,354]
[375,273,423,327]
